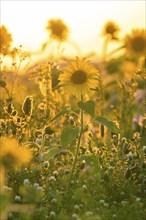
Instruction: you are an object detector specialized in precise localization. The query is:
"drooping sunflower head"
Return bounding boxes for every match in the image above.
[59,57,100,98]
[0,25,13,54]
[124,29,146,56]
[103,21,120,39]
[46,18,69,42]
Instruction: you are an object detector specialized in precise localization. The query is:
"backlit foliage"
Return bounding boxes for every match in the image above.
[0,19,145,220]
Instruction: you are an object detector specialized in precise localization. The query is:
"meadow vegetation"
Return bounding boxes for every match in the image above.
[0,19,146,220]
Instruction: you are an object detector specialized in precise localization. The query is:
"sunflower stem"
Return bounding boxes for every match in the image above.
[69,95,84,185]
[105,45,125,59]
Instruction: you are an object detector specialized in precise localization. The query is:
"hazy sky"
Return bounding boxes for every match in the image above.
[1,0,145,56]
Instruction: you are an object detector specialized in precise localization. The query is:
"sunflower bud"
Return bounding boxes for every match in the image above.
[22,96,33,116]
[44,126,55,135]
[4,102,14,114]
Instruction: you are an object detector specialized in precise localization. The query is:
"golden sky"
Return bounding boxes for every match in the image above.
[1,0,145,56]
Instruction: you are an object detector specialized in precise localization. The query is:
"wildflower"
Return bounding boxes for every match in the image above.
[14,195,21,203]
[43,161,50,168]
[0,25,12,54]
[136,198,141,202]
[72,213,79,220]
[36,186,43,192]
[49,211,56,218]
[0,138,32,169]
[74,205,80,213]
[3,185,12,193]
[80,160,86,169]
[82,184,88,192]
[53,170,59,176]
[49,176,56,182]
[124,29,146,56]
[46,18,69,42]
[121,137,127,143]
[104,203,109,208]
[51,198,57,204]
[99,199,105,205]
[103,21,120,39]
[121,200,127,206]
[68,116,74,125]
[85,211,93,216]
[34,183,39,188]
[23,179,30,186]
[59,57,100,98]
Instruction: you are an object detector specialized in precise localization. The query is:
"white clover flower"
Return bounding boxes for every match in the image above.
[36,186,43,192]
[34,183,40,188]
[136,197,141,202]
[50,211,56,217]
[49,176,56,182]
[72,213,79,220]
[51,198,57,204]
[23,179,30,186]
[99,199,105,205]
[14,195,21,202]
[104,203,109,208]
[74,205,80,213]
[85,211,93,216]
[82,184,88,192]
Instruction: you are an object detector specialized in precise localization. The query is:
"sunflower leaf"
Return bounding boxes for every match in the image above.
[95,116,120,133]
[78,100,95,117]
[50,108,71,122]
[61,127,79,148]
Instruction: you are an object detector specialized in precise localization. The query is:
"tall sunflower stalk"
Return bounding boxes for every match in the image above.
[59,57,100,184]
[69,95,84,184]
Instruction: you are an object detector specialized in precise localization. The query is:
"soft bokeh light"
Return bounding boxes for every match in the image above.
[1,0,145,56]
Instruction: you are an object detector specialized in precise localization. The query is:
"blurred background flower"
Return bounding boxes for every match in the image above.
[124,29,146,57]
[103,21,120,40]
[46,18,69,42]
[0,25,12,55]
[0,138,32,169]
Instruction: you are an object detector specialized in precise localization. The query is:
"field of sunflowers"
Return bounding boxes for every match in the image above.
[0,14,146,220]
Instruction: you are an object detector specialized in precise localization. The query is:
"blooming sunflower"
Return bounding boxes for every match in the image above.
[124,29,146,56]
[0,25,12,54]
[59,57,100,98]
[46,18,69,42]
[0,138,32,169]
[103,21,120,39]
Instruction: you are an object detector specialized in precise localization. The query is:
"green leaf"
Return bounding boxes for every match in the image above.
[50,108,71,122]
[61,127,79,147]
[78,100,95,117]
[43,147,61,160]
[95,116,120,133]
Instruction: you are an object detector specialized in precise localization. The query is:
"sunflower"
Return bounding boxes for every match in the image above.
[46,18,69,42]
[124,29,146,56]
[59,57,100,98]
[103,21,120,39]
[0,138,32,169]
[0,25,12,54]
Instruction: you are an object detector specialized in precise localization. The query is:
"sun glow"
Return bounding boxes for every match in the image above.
[1,0,145,56]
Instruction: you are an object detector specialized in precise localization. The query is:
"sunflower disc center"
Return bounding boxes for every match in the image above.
[71,70,87,84]
[132,37,144,51]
